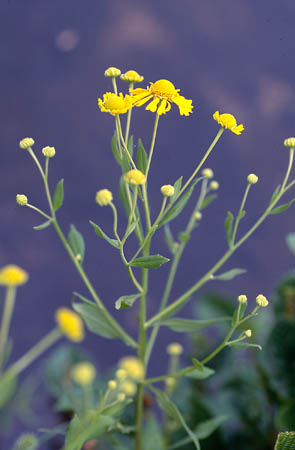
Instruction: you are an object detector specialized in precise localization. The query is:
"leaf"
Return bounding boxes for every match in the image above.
[199,194,217,210]
[185,366,215,380]
[121,150,131,174]
[159,317,232,333]
[286,233,295,255]
[270,184,281,205]
[269,199,295,215]
[73,293,123,340]
[137,139,148,174]
[115,294,141,310]
[127,134,134,157]
[33,218,53,231]
[224,211,234,246]
[0,375,17,408]
[53,178,64,211]
[227,342,262,350]
[130,254,170,269]
[192,358,204,371]
[159,180,198,228]
[274,432,295,450]
[119,178,144,236]
[214,268,246,281]
[164,224,177,254]
[169,176,183,205]
[90,220,120,249]
[149,386,200,450]
[143,416,164,450]
[68,225,85,263]
[111,132,122,165]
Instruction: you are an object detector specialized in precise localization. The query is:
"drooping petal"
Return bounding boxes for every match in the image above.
[232,124,245,135]
[172,95,193,116]
[146,97,160,112]
[134,94,153,107]
[157,99,169,115]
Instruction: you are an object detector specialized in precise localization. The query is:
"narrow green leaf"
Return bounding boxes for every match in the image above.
[130,254,170,269]
[137,138,148,174]
[286,233,295,255]
[0,375,17,408]
[192,358,204,371]
[68,224,85,263]
[33,218,53,231]
[164,224,178,254]
[224,211,234,246]
[214,268,246,281]
[270,184,281,205]
[53,178,64,211]
[90,220,120,249]
[227,342,262,350]
[274,432,295,450]
[159,317,232,333]
[115,294,141,310]
[121,150,131,174]
[111,132,122,165]
[199,194,217,210]
[143,416,164,450]
[149,386,200,450]
[169,176,183,205]
[119,177,144,237]
[185,366,215,380]
[159,181,198,228]
[269,199,295,215]
[127,134,134,157]
[125,219,139,239]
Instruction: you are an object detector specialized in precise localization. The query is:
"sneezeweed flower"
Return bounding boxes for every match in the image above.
[202,168,214,179]
[161,185,175,197]
[284,137,295,148]
[121,70,144,83]
[209,180,219,190]
[96,189,113,206]
[167,342,183,356]
[98,92,133,115]
[120,380,137,396]
[0,265,29,286]
[130,79,193,116]
[16,194,28,206]
[194,211,202,221]
[213,111,244,135]
[238,294,247,304]
[124,169,146,185]
[245,329,252,338]
[247,173,258,184]
[42,146,56,158]
[71,362,96,386]
[55,307,84,342]
[19,137,35,149]
[104,67,121,78]
[256,294,269,307]
[118,356,144,381]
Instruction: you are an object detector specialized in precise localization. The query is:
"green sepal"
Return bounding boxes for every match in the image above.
[269,199,295,215]
[53,178,64,211]
[137,138,148,174]
[199,193,217,210]
[214,268,246,280]
[224,211,234,246]
[111,132,122,165]
[185,366,215,380]
[227,342,262,350]
[89,220,120,249]
[129,254,170,269]
[68,224,85,263]
[274,432,295,450]
[33,218,53,230]
[159,317,232,333]
[115,293,141,310]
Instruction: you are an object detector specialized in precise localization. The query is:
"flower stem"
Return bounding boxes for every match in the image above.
[116,116,137,170]
[0,286,16,372]
[26,204,52,220]
[231,183,251,245]
[145,114,160,177]
[125,82,134,144]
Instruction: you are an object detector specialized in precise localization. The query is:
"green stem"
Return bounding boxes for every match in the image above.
[116,116,137,170]
[26,204,52,220]
[281,148,294,191]
[111,77,118,95]
[231,183,251,245]
[110,202,121,243]
[142,184,152,232]
[0,286,16,372]
[145,114,160,177]
[124,82,134,144]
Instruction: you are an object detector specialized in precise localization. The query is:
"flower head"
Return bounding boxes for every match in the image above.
[120,380,137,396]
[245,329,252,338]
[247,173,258,184]
[71,362,96,385]
[42,146,56,158]
[108,380,117,390]
[238,294,247,304]
[19,138,35,149]
[124,169,146,185]
[167,342,183,356]
[284,137,295,148]
[104,67,121,78]
[202,168,214,179]
[55,307,84,342]
[121,70,144,83]
[16,194,28,206]
[194,211,202,221]
[118,356,144,381]
[213,111,244,135]
[0,265,29,286]
[96,189,113,206]
[161,185,175,197]
[130,79,193,116]
[209,180,219,190]
[256,294,269,308]
[98,92,133,115]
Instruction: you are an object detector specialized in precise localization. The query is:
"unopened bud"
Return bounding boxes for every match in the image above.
[104,67,121,78]
[161,185,175,197]
[16,194,28,206]
[247,173,258,184]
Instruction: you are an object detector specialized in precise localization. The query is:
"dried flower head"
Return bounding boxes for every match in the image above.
[42,146,56,158]
[256,294,269,308]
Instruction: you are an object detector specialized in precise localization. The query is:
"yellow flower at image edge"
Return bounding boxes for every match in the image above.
[0,265,29,286]
[98,92,133,115]
[213,111,244,135]
[130,79,193,116]
[55,307,84,342]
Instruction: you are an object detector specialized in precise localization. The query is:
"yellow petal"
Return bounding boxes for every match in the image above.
[146,97,160,112]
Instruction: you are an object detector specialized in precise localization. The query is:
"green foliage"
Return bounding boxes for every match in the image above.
[214,268,246,280]
[199,194,217,210]
[286,233,295,254]
[275,432,295,450]
[137,139,148,174]
[224,211,234,246]
[33,219,52,230]
[159,317,232,333]
[53,178,64,211]
[68,224,85,262]
[115,293,141,310]
[90,220,120,249]
[269,199,295,215]
[129,254,170,269]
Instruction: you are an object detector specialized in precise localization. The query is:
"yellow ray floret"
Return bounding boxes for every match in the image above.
[213,111,244,135]
[55,307,84,342]
[130,79,193,116]
[98,92,133,115]
[0,265,29,286]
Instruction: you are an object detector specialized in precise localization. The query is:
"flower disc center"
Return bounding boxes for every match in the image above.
[104,95,126,111]
[150,79,176,99]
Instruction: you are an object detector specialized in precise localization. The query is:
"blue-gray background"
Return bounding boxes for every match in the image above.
[1,0,294,447]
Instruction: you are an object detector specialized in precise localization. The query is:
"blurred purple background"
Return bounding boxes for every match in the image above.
[1,0,294,446]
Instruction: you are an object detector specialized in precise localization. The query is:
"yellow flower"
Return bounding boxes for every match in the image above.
[116,369,127,380]
[120,380,137,396]
[119,356,144,381]
[71,362,96,386]
[104,67,121,78]
[167,342,183,356]
[237,294,247,304]
[194,211,202,221]
[16,194,28,206]
[95,189,113,206]
[130,79,193,116]
[247,173,258,184]
[55,307,84,342]
[19,137,35,149]
[108,380,117,390]
[42,146,56,158]
[161,185,175,197]
[209,180,219,190]
[0,265,29,286]
[124,169,146,185]
[245,329,252,338]
[284,137,295,148]
[213,111,244,135]
[256,294,269,308]
[98,92,133,115]
[202,168,214,179]
[121,70,144,83]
